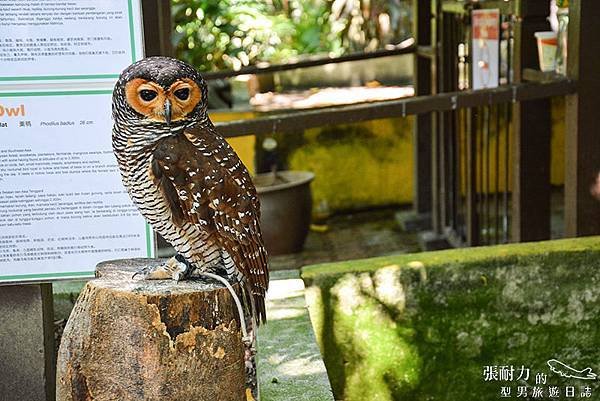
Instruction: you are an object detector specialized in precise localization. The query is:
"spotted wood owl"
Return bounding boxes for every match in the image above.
[112,57,268,323]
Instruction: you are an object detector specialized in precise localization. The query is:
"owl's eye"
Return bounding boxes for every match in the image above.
[174,88,190,101]
[139,89,158,102]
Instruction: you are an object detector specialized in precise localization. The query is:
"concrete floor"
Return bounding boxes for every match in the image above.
[154,191,566,272]
[154,207,421,272]
[56,192,565,325]
[135,189,570,272]
[269,188,566,271]
[270,207,420,271]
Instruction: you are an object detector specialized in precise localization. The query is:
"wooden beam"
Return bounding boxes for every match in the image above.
[564,0,600,236]
[202,43,416,80]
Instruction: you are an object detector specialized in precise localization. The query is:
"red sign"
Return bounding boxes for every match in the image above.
[473,10,500,40]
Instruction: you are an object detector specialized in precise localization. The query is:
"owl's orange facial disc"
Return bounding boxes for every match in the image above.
[125,78,169,122]
[166,79,202,121]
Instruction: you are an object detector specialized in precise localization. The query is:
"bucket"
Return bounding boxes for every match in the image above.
[534,31,558,72]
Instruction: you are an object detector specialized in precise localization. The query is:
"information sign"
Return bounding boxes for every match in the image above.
[0,0,152,283]
[472,9,500,90]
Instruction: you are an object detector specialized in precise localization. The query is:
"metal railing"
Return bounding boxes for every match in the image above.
[209,79,573,137]
[431,2,518,246]
[202,39,416,81]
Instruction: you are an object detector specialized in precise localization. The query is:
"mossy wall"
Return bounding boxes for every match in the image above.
[270,98,565,213]
[288,117,415,211]
[301,237,600,401]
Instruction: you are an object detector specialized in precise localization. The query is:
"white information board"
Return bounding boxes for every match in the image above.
[0,0,152,283]
[472,9,500,90]
[0,0,144,82]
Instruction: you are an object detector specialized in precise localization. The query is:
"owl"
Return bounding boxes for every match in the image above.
[112,57,268,323]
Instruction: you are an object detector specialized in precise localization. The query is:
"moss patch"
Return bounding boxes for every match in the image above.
[302,237,600,401]
[287,117,414,212]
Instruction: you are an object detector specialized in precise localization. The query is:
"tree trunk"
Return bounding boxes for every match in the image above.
[56,259,246,401]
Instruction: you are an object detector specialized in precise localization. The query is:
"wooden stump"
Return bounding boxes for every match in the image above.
[56,259,246,401]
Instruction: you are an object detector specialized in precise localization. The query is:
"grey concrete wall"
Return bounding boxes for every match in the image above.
[0,284,55,401]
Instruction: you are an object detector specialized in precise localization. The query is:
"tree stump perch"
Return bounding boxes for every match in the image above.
[56,259,247,401]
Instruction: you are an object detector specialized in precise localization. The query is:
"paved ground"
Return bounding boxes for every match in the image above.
[258,270,334,401]
[266,188,565,271]
[270,207,420,271]
[155,207,420,271]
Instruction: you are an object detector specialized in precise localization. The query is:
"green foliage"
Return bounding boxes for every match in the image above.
[172,0,411,72]
[172,0,332,71]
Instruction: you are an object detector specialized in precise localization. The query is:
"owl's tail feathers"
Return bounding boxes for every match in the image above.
[242,280,266,327]
[254,291,267,326]
[237,241,269,326]
[254,242,269,326]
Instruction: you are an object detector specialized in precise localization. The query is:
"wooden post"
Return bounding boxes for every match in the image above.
[465,108,479,246]
[416,0,451,250]
[430,0,441,235]
[511,0,552,242]
[141,0,173,57]
[56,259,247,401]
[398,0,434,233]
[564,0,600,237]
[413,0,433,216]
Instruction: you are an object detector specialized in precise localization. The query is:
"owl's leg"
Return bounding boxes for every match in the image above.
[184,247,235,281]
[132,254,190,281]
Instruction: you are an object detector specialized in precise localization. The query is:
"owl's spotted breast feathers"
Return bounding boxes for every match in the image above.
[150,129,268,322]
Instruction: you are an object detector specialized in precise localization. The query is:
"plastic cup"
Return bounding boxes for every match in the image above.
[534,31,558,72]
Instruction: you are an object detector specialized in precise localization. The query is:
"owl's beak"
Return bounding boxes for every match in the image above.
[164,99,172,125]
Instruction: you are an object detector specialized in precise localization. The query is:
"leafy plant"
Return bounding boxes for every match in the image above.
[172,0,411,72]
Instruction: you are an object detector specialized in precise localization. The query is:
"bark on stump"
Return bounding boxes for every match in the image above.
[56,259,246,401]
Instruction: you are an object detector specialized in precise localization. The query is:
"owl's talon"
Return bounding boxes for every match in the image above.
[132,256,189,281]
[131,265,157,280]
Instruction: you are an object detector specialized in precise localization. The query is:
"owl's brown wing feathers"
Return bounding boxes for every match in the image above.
[150,159,186,226]
[151,131,268,323]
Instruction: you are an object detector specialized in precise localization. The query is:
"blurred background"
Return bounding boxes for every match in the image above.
[150,0,570,267]
[152,0,426,265]
[172,0,413,72]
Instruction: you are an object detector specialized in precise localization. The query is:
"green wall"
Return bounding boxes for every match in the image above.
[288,117,415,212]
